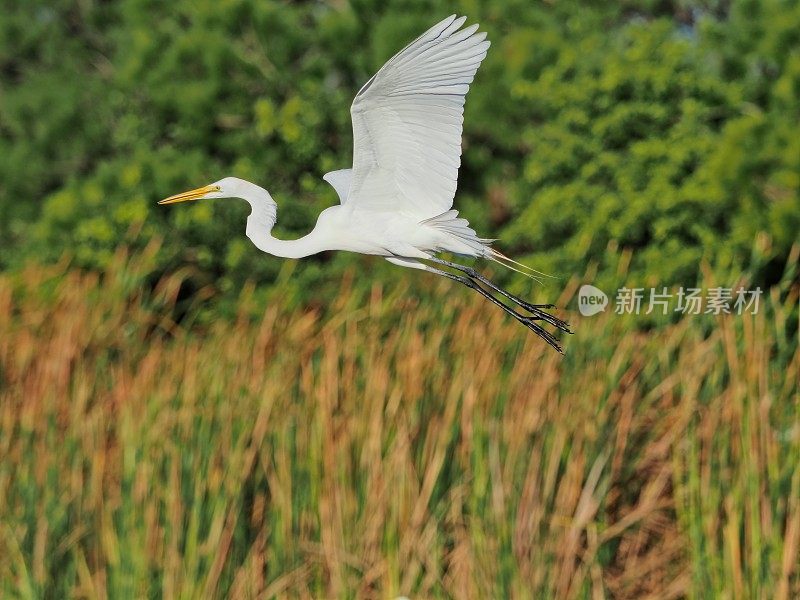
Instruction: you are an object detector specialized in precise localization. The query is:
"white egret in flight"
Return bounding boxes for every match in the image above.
[160,15,571,352]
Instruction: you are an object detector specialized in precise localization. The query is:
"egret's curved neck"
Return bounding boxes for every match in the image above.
[239,182,328,259]
[248,227,328,259]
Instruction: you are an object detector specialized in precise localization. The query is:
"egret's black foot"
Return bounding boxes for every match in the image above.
[524,305,573,335]
[515,313,564,354]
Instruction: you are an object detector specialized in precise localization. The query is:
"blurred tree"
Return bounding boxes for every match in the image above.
[1,1,117,252]
[1,0,797,296]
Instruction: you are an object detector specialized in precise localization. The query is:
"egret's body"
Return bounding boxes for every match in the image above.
[242,184,451,260]
[160,15,571,351]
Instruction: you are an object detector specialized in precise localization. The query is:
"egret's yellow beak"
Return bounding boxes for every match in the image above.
[158,184,219,205]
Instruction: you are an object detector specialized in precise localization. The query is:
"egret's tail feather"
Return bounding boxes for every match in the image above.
[486,251,545,284]
[487,248,558,281]
[481,248,552,285]
[423,210,495,256]
[423,211,555,285]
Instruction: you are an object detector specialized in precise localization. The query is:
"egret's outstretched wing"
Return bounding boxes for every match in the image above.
[345,15,489,219]
[322,168,352,203]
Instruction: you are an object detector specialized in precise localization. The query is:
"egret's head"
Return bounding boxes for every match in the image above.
[159,177,243,205]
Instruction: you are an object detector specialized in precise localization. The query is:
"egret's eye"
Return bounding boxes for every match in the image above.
[214,186,221,192]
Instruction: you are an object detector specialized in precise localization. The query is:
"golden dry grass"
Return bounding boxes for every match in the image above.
[0,247,798,598]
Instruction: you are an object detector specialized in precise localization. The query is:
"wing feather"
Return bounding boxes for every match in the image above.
[345,15,489,217]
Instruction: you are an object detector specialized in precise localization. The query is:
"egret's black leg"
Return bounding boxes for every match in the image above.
[425,265,565,353]
[425,256,572,334]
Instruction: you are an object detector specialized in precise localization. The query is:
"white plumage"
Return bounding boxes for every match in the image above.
[160,15,572,352]
[346,14,489,218]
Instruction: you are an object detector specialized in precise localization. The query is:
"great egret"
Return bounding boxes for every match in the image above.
[160,15,571,352]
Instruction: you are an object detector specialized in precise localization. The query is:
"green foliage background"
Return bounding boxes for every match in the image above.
[2,0,798,299]
[1,2,799,597]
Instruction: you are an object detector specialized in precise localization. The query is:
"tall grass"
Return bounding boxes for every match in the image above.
[1,246,798,599]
